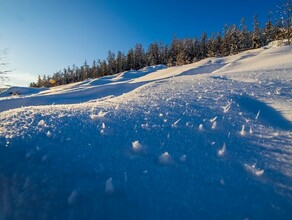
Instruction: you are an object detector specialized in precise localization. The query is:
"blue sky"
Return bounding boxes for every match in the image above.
[0,0,278,86]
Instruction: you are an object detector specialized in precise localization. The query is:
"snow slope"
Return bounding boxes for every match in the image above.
[0,44,291,219]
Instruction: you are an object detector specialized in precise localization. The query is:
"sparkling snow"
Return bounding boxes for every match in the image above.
[0,44,291,219]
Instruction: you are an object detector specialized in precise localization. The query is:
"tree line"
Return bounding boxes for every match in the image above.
[30,4,291,88]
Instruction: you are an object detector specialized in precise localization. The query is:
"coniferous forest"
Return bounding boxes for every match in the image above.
[30,7,291,88]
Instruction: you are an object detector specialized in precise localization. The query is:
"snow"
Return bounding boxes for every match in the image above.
[0,44,292,219]
[158,152,173,165]
[132,140,142,152]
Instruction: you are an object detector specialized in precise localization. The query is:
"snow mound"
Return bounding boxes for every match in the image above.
[140,64,167,72]
[0,86,48,98]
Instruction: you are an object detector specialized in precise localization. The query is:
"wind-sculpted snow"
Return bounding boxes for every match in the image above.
[0,44,291,219]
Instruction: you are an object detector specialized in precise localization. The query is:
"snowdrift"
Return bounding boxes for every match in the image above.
[0,44,291,219]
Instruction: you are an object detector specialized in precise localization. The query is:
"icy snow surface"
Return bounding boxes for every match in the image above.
[0,45,292,219]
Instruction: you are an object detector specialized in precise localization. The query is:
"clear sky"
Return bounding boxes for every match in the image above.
[0,0,279,87]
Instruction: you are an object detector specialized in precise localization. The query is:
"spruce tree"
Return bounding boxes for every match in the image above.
[107,51,116,75]
[264,12,276,44]
[252,15,263,48]
[147,43,160,66]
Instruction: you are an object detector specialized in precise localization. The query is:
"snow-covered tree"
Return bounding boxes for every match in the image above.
[222,24,231,56]
[133,43,146,70]
[238,18,252,51]
[252,15,264,48]
[264,12,276,44]
[199,32,208,59]
[147,42,160,66]
[229,24,240,54]
[278,0,292,44]
[0,48,10,85]
[159,43,169,65]
[116,51,126,73]
[31,3,291,87]
[107,51,116,75]
[167,36,180,66]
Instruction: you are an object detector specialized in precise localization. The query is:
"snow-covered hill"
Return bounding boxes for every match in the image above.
[0,44,291,219]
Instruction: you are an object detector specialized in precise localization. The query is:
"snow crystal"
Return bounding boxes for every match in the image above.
[210,116,217,123]
[38,119,46,126]
[172,118,181,127]
[255,110,261,120]
[199,124,204,130]
[141,123,149,129]
[90,114,98,120]
[159,152,172,165]
[132,140,142,152]
[240,125,245,136]
[217,143,226,157]
[91,111,108,119]
[46,131,52,137]
[98,111,108,117]
[244,164,264,176]
[223,102,232,113]
[211,121,217,129]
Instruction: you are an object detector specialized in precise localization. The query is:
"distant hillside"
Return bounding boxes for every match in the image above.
[30,6,291,88]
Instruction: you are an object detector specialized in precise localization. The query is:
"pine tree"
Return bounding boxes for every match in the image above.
[207,33,216,57]
[275,19,285,40]
[184,39,196,64]
[37,75,42,87]
[252,15,263,48]
[229,24,240,54]
[199,32,208,59]
[91,60,98,78]
[214,32,223,56]
[99,60,108,76]
[159,43,169,65]
[279,0,292,44]
[192,37,200,61]
[264,12,276,44]
[107,51,116,75]
[126,49,134,70]
[222,24,231,56]
[116,51,126,73]
[147,43,160,66]
[81,60,90,80]
[239,18,252,50]
[168,35,179,66]
[286,0,292,44]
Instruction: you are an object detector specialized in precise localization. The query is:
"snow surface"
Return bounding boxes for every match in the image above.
[0,44,292,219]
